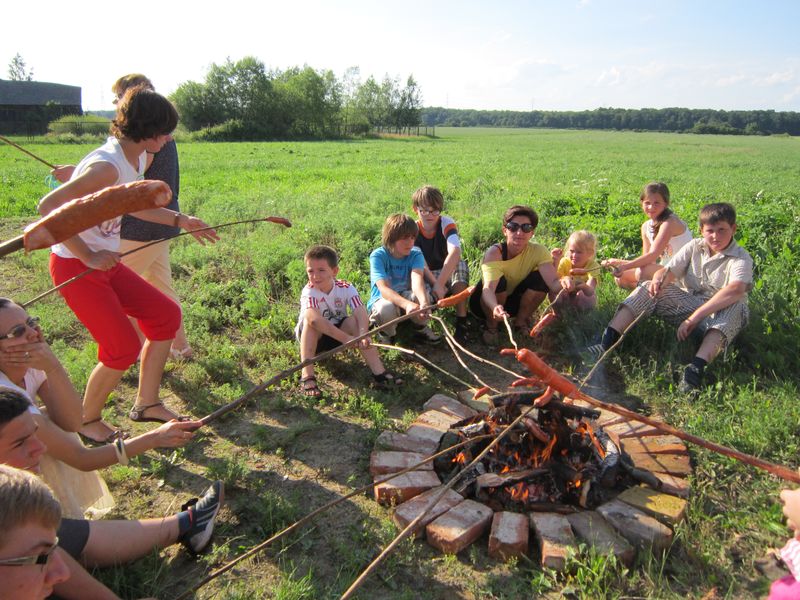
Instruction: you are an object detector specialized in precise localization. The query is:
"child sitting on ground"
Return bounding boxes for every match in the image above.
[603,181,693,289]
[587,202,752,393]
[771,484,800,599]
[411,186,470,342]
[368,214,440,344]
[551,230,600,311]
[296,245,402,398]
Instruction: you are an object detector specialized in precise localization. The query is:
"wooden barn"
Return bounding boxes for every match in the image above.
[0,79,81,135]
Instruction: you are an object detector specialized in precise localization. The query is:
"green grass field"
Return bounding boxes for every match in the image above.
[1,128,799,599]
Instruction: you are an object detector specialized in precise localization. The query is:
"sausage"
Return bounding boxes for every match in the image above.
[436,285,475,308]
[529,312,557,337]
[265,216,292,228]
[25,180,172,251]
[474,386,491,399]
[522,417,551,443]
[510,348,579,398]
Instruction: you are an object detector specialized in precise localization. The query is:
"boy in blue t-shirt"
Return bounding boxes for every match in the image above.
[368,214,440,344]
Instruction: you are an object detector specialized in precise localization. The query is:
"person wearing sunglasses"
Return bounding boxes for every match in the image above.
[0,298,203,518]
[468,205,560,345]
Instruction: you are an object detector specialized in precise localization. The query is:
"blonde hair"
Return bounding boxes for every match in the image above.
[566,230,597,257]
[381,214,418,249]
[0,466,61,542]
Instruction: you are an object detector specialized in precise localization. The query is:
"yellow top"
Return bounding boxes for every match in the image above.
[557,257,600,284]
[481,241,551,293]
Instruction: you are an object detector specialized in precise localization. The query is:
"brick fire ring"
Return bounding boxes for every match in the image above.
[370,392,692,568]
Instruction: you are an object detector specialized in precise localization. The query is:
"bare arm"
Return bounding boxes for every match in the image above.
[36,416,201,471]
[376,279,418,313]
[128,210,219,245]
[677,281,749,340]
[479,245,507,319]
[537,262,561,293]
[304,307,353,345]
[614,217,685,273]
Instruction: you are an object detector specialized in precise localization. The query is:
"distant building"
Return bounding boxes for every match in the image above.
[0,79,82,135]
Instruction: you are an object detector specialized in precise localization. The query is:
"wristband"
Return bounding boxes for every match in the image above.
[113,437,129,465]
[173,212,183,227]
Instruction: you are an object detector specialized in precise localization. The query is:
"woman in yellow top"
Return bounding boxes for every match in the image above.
[468,205,560,345]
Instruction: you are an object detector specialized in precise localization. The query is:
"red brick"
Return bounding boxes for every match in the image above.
[374,470,441,506]
[426,499,494,554]
[627,452,691,477]
[392,486,464,537]
[616,486,688,525]
[405,424,446,446]
[423,394,477,421]
[414,410,462,431]
[374,430,438,455]
[530,512,577,571]
[566,511,635,566]
[369,451,434,476]
[488,512,529,560]
[605,419,663,438]
[620,435,688,455]
[596,499,673,552]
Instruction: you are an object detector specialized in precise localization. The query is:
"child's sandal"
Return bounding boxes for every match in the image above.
[300,375,323,398]
[373,370,403,389]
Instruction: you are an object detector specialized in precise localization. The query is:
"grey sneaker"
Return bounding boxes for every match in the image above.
[180,480,224,554]
[583,343,606,360]
[414,325,441,344]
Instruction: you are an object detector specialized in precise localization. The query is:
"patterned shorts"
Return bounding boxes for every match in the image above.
[430,260,470,293]
[621,283,748,347]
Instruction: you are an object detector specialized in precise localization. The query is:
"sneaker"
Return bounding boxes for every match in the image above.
[414,325,441,344]
[180,480,224,554]
[374,330,395,345]
[678,364,703,394]
[583,343,606,360]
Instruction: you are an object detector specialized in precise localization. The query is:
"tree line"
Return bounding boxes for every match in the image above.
[170,57,422,140]
[421,106,800,136]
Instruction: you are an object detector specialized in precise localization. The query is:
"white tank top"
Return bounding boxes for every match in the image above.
[51,137,145,258]
[646,216,693,264]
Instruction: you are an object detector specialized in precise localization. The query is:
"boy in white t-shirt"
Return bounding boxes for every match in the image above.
[296,245,402,398]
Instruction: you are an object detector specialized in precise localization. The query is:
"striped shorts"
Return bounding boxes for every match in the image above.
[621,283,749,347]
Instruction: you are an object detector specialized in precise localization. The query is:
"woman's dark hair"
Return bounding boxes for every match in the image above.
[110,86,179,142]
[503,205,538,230]
[641,182,673,238]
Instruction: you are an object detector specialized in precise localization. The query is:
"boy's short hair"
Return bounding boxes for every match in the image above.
[567,230,597,255]
[699,203,737,227]
[304,245,339,268]
[382,214,419,248]
[0,389,30,428]
[0,465,61,538]
[111,86,179,142]
[412,186,444,212]
[112,73,154,98]
[503,205,538,230]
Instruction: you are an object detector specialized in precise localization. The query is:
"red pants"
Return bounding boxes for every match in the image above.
[50,254,181,370]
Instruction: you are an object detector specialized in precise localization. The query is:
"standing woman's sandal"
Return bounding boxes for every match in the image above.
[79,418,129,446]
[300,375,323,398]
[129,401,190,423]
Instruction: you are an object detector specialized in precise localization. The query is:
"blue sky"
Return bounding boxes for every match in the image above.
[3,0,799,112]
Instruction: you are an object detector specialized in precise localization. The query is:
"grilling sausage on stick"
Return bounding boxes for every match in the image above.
[529,312,558,338]
[504,348,800,485]
[1,180,172,258]
[435,285,475,308]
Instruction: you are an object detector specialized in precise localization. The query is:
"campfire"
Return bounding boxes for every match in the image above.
[434,389,640,512]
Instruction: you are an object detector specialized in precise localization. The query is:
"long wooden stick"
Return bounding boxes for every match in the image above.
[200,288,474,425]
[369,342,478,390]
[339,387,551,600]
[0,134,56,169]
[21,217,291,308]
[173,434,492,600]
[431,316,524,379]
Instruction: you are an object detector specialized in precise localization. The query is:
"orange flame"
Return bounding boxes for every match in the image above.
[577,422,606,459]
[452,451,467,464]
[508,482,529,503]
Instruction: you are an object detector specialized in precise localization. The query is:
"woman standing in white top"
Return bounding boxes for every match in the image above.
[604,181,693,289]
[38,87,218,444]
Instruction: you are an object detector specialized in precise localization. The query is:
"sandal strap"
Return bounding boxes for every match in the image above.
[131,401,166,412]
[82,417,103,426]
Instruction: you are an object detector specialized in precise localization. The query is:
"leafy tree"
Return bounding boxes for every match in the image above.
[7,53,33,81]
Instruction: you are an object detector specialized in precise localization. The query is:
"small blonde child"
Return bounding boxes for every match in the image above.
[550,230,600,310]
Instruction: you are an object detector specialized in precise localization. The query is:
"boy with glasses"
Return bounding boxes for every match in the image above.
[411,186,470,343]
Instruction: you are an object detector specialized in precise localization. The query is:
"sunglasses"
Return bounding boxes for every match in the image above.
[505,222,534,233]
[2,316,40,340]
[0,538,59,567]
